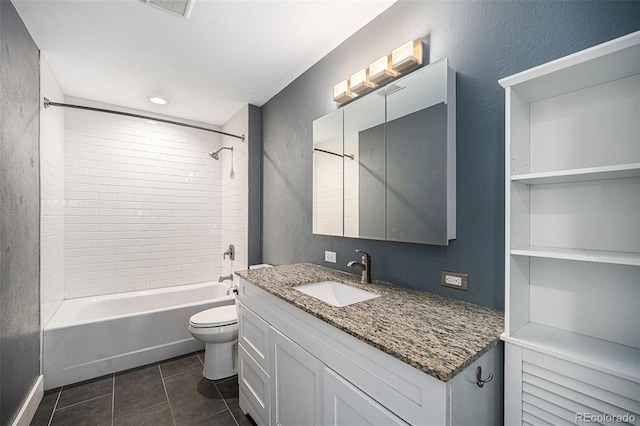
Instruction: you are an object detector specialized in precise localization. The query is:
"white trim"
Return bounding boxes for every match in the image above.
[11,375,43,426]
[498,30,640,88]
[511,163,640,185]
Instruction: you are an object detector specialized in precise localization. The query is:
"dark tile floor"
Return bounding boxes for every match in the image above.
[31,351,256,426]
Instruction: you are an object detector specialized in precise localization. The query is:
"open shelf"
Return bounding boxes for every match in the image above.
[511,246,640,266]
[502,323,640,383]
[502,32,640,424]
[511,163,640,185]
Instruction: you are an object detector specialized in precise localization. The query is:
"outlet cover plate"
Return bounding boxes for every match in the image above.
[324,251,337,263]
[441,271,468,291]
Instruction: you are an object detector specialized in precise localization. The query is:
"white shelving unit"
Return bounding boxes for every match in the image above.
[501,31,640,425]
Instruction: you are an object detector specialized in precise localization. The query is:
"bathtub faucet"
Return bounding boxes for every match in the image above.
[218,274,233,283]
[223,244,235,261]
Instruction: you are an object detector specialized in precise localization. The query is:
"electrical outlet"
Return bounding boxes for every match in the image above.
[441,271,468,291]
[445,275,462,286]
[324,251,337,263]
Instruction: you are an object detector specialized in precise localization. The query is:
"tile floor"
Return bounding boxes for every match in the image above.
[30,351,256,426]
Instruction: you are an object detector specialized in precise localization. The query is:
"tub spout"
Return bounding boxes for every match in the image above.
[218,274,233,283]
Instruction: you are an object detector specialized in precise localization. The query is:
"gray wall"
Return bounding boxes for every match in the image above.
[0,1,41,424]
[261,1,640,310]
[248,104,263,266]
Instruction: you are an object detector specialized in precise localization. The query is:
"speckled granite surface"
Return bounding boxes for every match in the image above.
[236,263,504,383]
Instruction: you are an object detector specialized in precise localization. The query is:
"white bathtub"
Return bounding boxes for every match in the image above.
[43,281,235,390]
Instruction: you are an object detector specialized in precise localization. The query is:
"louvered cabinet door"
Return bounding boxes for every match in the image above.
[519,349,640,426]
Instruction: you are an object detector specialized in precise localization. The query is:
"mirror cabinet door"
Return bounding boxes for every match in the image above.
[385,60,449,245]
[313,109,344,236]
[343,90,386,239]
[313,59,455,245]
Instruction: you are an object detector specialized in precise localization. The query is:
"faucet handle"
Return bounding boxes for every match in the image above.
[354,250,372,283]
[355,249,370,260]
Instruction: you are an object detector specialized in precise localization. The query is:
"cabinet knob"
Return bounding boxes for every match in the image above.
[476,366,493,388]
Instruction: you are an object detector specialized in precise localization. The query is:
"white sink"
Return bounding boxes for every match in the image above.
[293,281,380,307]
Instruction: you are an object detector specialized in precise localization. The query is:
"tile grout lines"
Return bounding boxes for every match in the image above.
[111,374,115,426]
[35,352,248,426]
[195,352,235,425]
[46,388,62,426]
[158,361,178,426]
[216,377,241,426]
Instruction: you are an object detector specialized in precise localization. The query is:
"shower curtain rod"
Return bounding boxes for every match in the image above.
[313,148,354,160]
[43,98,245,143]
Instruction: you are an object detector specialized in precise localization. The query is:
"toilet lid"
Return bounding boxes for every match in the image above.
[190,305,237,328]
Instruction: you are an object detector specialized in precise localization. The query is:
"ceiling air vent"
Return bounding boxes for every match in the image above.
[146,0,194,19]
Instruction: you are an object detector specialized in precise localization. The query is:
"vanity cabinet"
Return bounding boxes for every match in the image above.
[238,278,503,426]
[500,31,640,425]
[238,296,404,426]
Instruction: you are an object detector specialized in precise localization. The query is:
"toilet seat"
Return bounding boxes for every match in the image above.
[189,305,237,328]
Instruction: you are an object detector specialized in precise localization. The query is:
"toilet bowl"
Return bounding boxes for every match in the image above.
[188,304,238,380]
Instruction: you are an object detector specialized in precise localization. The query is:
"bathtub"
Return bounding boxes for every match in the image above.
[43,281,235,390]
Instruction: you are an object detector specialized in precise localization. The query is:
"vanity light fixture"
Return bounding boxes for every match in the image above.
[333,80,355,104]
[148,96,168,105]
[333,38,424,105]
[368,55,398,85]
[349,69,376,95]
[391,39,423,73]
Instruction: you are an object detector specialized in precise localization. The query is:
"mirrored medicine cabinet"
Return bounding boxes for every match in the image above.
[312,57,456,245]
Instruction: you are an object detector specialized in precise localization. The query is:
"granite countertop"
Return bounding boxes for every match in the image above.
[236,263,504,383]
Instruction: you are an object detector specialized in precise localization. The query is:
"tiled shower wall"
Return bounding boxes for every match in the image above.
[313,135,358,237]
[40,56,66,326]
[63,101,224,298]
[313,138,343,235]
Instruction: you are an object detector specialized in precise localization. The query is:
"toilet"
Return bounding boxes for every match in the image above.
[188,304,238,380]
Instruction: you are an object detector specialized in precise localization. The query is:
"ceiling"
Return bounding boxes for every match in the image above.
[12,0,396,125]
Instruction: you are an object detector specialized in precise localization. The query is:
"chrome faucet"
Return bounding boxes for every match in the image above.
[347,249,372,283]
[223,244,235,260]
[218,274,233,282]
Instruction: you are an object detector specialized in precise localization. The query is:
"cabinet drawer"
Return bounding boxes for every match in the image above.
[239,344,270,426]
[239,302,270,372]
[522,349,640,425]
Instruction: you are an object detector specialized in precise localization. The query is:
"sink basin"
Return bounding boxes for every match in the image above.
[293,281,380,307]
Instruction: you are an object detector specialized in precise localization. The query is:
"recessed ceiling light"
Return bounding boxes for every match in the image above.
[148,96,168,105]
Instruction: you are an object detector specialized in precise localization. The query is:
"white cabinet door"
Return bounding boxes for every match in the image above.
[324,367,408,426]
[239,344,270,426]
[271,328,324,426]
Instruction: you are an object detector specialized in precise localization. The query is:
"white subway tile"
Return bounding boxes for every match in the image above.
[62,102,233,295]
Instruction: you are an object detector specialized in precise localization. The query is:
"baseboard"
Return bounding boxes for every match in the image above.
[11,375,43,426]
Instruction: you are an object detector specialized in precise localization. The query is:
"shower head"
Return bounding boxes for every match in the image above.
[208,146,233,160]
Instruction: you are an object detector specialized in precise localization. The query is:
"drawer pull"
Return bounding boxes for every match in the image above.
[476,366,493,388]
